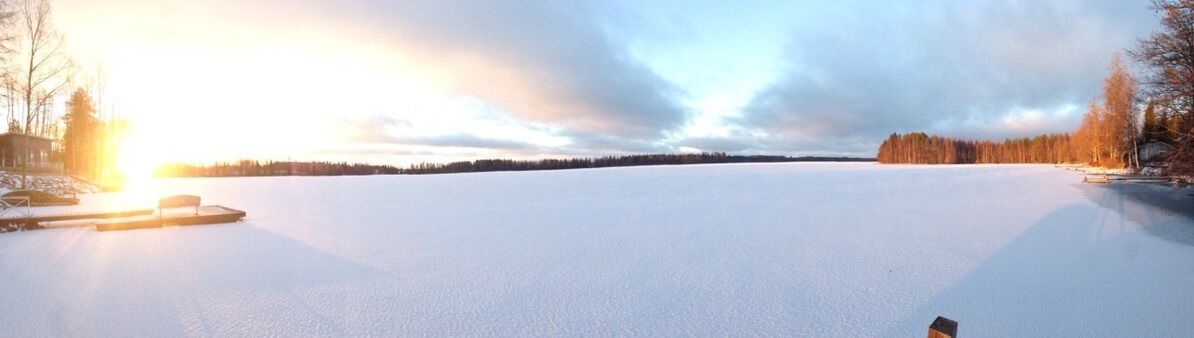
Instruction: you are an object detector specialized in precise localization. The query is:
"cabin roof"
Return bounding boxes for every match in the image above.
[0,132,54,142]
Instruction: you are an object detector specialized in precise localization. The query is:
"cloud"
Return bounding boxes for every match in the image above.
[334,115,410,144]
[348,1,687,139]
[334,116,540,151]
[738,0,1157,154]
[671,136,755,153]
[672,134,879,157]
[393,134,536,151]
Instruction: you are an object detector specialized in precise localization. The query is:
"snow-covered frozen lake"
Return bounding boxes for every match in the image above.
[2,163,1193,336]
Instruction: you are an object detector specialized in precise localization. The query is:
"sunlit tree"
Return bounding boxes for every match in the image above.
[62,87,96,176]
[1100,55,1138,168]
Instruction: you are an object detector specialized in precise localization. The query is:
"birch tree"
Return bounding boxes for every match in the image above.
[1101,55,1139,168]
[8,0,70,137]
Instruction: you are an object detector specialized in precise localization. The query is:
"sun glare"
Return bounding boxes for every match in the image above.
[114,132,160,186]
[103,130,167,209]
[116,145,154,181]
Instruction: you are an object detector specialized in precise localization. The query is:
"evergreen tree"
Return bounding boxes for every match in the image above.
[62,88,97,176]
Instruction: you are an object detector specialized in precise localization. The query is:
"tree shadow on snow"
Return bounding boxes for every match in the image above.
[1078,183,1194,246]
[880,202,1194,337]
[156,223,384,291]
[67,224,385,336]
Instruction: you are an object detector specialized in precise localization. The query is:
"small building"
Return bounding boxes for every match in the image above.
[1140,141,1174,162]
[0,132,55,169]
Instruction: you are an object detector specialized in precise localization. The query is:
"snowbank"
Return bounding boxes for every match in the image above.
[1140,165,1165,176]
[0,163,1192,336]
[0,171,101,196]
[1069,165,1133,175]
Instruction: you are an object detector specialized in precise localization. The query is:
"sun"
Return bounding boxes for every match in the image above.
[114,131,162,188]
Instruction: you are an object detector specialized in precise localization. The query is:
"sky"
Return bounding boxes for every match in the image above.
[51,0,1159,165]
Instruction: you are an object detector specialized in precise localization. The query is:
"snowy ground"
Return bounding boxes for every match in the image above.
[1,163,1193,336]
[0,171,101,196]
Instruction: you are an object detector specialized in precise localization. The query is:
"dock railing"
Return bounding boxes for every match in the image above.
[0,196,31,220]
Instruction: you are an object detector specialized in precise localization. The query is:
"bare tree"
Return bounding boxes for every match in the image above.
[0,1,20,137]
[9,0,70,138]
[1133,0,1194,173]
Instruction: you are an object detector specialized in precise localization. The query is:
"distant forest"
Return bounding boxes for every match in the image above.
[878,133,1078,164]
[157,161,403,177]
[403,153,870,175]
[155,153,873,177]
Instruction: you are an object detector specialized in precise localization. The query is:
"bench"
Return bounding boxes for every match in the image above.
[159,195,200,217]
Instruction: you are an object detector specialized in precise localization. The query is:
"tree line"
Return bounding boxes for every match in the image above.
[401,153,869,175]
[878,133,1078,164]
[156,161,403,177]
[155,153,873,177]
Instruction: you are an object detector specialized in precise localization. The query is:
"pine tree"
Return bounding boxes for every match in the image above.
[63,88,97,176]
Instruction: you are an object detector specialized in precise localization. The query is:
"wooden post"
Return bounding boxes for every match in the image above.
[928,316,957,338]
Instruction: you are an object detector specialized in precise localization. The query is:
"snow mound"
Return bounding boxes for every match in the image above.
[0,171,101,196]
[1140,165,1165,176]
[1076,165,1133,175]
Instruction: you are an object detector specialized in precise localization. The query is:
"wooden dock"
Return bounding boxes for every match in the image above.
[0,209,155,231]
[96,205,246,232]
[0,194,248,233]
[1083,174,1178,185]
